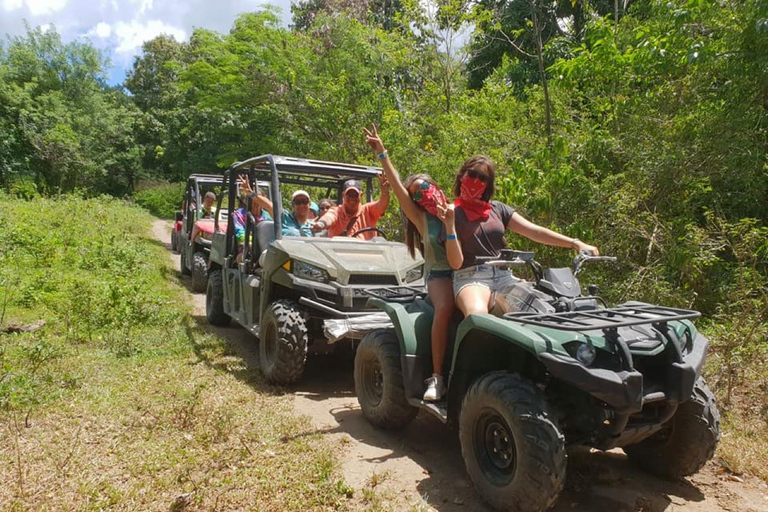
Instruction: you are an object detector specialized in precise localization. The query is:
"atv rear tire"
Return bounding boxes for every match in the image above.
[355,329,417,429]
[171,230,178,253]
[191,251,208,293]
[624,378,720,479]
[460,372,566,512]
[206,269,230,326]
[259,300,308,385]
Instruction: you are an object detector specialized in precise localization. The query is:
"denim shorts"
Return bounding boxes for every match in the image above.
[453,265,518,296]
[427,269,453,282]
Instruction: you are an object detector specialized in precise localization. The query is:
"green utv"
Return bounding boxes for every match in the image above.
[206,155,424,385]
[354,249,720,512]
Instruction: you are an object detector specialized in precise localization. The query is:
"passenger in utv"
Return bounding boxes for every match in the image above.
[451,156,599,316]
[189,191,217,243]
[200,191,216,218]
[233,184,272,262]
[311,176,390,240]
[245,188,315,237]
[364,123,462,402]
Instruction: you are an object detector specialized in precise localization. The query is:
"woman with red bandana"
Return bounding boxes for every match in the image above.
[365,124,462,402]
[452,156,599,316]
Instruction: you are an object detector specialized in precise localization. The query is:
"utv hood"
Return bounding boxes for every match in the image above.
[194,218,216,235]
[271,236,423,283]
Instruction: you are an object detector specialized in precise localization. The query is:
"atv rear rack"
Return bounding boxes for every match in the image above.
[503,304,700,331]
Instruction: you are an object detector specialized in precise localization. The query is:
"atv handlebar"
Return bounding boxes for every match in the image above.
[573,251,616,275]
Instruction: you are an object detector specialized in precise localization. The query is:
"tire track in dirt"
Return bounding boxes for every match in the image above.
[152,219,768,512]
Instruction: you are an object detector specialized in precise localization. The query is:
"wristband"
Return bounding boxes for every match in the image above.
[377,150,388,160]
[446,234,457,241]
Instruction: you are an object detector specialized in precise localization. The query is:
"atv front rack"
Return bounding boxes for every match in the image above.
[505,304,701,373]
[363,286,426,303]
[503,304,700,331]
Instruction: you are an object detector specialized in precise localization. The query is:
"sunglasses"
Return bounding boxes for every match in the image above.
[466,169,489,182]
[293,199,309,206]
[411,180,431,202]
[320,205,331,211]
[345,190,360,199]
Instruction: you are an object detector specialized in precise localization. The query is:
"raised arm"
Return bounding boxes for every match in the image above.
[508,212,599,255]
[364,124,424,225]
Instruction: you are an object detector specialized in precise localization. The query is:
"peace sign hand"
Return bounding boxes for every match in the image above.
[363,123,385,155]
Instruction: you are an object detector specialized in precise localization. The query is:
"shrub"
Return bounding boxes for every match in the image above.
[133,182,184,218]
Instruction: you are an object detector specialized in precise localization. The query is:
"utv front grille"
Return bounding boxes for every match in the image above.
[348,275,399,286]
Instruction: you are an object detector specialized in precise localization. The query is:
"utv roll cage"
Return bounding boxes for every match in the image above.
[213,155,383,268]
[183,174,225,247]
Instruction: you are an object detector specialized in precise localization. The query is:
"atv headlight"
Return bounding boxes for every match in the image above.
[575,342,597,366]
[292,260,330,283]
[405,266,423,283]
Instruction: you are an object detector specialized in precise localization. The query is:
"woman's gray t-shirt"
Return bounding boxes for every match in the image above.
[455,201,516,268]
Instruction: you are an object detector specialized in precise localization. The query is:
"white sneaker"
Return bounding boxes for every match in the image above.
[423,375,445,402]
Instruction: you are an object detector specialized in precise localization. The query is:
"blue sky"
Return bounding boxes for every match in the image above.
[1,0,294,85]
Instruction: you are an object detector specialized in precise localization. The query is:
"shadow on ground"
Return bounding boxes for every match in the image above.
[182,311,707,512]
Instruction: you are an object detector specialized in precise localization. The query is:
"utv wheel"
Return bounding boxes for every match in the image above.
[206,269,230,326]
[354,329,417,429]
[171,230,178,253]
[180,245,191,276]
[259,300,308,385]
[459,372,566,512]
[191,251,208,292]
[624,378,720,479]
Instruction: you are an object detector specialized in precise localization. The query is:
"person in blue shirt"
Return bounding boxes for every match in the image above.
[254,189,315,237]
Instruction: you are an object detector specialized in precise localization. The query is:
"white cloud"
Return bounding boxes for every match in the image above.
[25,0,68,16]
[93,21,111,38]
[2,0,23,11]
[113,19,186,54]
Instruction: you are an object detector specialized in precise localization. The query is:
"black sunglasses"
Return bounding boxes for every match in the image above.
[345,190,360,198]
[466,169,489,182]
[293,199,309,206]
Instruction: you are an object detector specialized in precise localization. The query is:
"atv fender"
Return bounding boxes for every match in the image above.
[368,297,435,400]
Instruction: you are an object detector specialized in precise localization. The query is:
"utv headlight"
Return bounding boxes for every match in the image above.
[575,342,597,366]
[292,260,330,283]
[405,266,423,283]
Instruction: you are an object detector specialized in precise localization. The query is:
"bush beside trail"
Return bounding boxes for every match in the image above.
[133,182,185,218]
[0,194,353,511]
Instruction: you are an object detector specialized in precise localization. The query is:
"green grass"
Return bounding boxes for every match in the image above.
[0,194,353,511]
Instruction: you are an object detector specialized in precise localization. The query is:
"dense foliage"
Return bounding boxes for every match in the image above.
[1,0,766,451]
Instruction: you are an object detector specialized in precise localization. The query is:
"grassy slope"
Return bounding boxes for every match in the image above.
[0,195,351,511]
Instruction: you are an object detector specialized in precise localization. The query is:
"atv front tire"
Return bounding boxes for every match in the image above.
[259,300,308,385]
[460,372,566,512]
[624,378,720,479]
[180,244,191,276]
[191,251,208,293]
[355,329,417,429]
[206,269,230,326]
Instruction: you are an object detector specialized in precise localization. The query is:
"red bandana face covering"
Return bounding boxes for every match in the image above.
[413,182,447,217]
[455,175,492,221]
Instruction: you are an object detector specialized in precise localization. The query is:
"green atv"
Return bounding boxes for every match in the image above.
[354,249,720,512]
[206,155,424,385]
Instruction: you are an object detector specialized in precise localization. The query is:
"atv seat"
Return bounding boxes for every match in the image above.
[254,220,274,260]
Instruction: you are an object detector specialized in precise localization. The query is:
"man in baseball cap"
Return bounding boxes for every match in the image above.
[312,175,390,240]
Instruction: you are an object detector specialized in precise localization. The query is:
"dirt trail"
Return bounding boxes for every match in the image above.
[152,219,768,512]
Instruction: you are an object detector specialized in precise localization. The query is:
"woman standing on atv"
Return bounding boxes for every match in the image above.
[365,124,462,402]
[451,156,600,316]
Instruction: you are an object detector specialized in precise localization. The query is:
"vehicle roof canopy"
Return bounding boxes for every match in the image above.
[227,155,382,189]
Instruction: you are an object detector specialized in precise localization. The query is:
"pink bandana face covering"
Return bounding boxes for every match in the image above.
[412,181,447,217]
[455,174,491,221]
